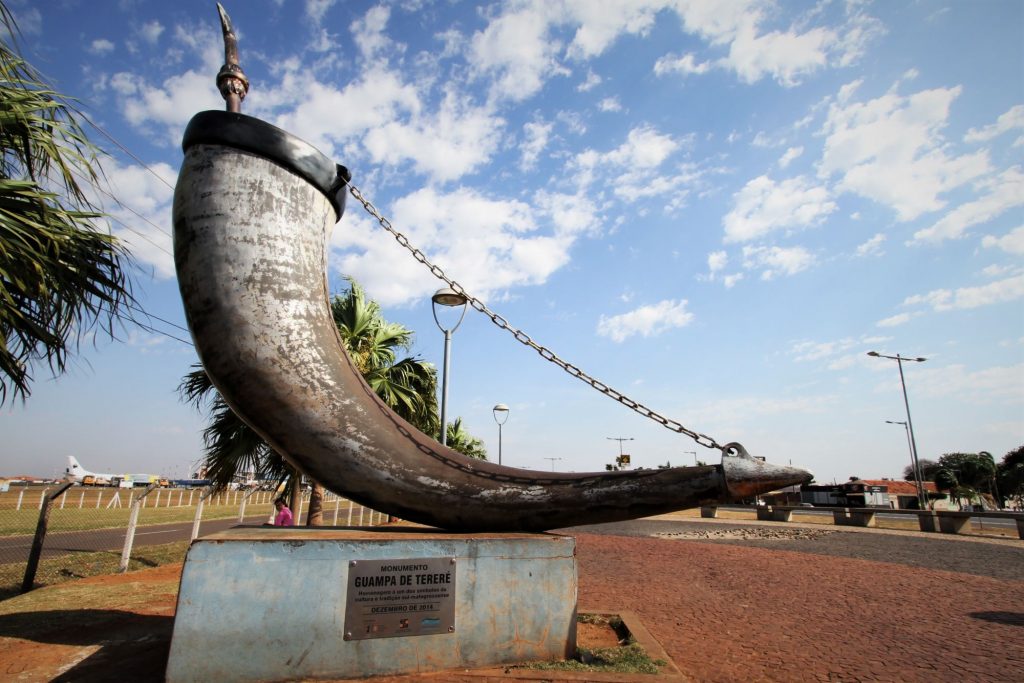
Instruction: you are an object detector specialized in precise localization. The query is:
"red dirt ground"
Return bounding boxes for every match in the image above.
[1,526,1022,682]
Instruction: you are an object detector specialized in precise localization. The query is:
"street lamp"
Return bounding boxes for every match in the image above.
[432,287,468,446]
[683,450,697,465]
[885,420,919,503]
[868,351,927,510]
[492,404,509,465]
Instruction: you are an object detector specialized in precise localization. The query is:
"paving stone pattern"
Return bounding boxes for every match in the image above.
[574,523,1024,683]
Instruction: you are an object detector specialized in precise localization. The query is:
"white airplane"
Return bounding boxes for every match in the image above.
[64,456,116,486]
[63,456,164,487]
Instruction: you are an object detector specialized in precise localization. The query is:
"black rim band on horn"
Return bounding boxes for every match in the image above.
[182,110,351,220]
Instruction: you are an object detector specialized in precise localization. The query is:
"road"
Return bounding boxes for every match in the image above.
[0,515,266,564]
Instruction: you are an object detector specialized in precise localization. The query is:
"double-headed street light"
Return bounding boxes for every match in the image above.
[493,404,510,465]
[868,351,927,510]
[432,288,468,446]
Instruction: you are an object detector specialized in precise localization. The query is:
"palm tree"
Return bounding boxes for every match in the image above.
[180,278,440,524]
[0,3,132,404]
[445,417,488,460]
[331,277,439,436]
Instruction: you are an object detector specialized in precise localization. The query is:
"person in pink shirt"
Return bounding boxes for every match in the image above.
[273,497,294,526]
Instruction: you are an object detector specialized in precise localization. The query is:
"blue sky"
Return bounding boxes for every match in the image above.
[3,0,1022,485]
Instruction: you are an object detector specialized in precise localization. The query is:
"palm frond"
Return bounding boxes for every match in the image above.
[0,6,132,404]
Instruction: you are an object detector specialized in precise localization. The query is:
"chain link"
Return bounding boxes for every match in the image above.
[346,181,725,452]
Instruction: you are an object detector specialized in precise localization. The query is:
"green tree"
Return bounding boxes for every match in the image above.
[0,3,132,404]
[445,417,487,460]
[181,278,442,524]
[902,458,940,481]
[934,452,997,509]
[933,468,959,499]
[995,445,1024,508]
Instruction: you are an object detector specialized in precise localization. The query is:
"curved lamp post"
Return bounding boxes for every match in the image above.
[869,351,927,509]
[493,403,510,465]
[432,288,468,445]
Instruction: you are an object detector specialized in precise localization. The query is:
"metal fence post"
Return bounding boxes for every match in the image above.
[22,482,74,592]
[119,484,158,573]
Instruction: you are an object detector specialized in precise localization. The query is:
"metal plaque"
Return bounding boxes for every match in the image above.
[343,557,456,640]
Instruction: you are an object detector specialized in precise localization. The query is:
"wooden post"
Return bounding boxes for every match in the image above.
[22,482,73,592]
[191,487,216,542]
[119,484,158,573]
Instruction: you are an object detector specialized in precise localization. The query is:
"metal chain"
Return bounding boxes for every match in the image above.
[346,181,726,452]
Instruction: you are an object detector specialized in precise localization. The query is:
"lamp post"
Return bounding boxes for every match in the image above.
[885,420,919,504]
[868,351,927,510]
[492,404,509,465]
[432,288,468,446]
[683,450,697,465]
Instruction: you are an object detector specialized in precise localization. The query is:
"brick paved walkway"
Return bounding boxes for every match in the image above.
[574,525,1024,682]
[0,519,1020,681]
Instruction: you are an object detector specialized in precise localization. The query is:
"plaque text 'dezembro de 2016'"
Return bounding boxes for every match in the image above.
[344,557,456,641]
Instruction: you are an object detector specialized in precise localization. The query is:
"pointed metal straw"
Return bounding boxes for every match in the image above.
[216,3,249,113]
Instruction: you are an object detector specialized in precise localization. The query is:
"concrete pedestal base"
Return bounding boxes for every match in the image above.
[166,526,577,682]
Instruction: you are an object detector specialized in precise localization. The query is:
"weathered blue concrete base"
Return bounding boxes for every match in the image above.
[165,526,577,682]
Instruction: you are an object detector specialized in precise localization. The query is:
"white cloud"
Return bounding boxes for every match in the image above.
[911,167,1024,244]
[598,97,622,112]
[901,363,1024,403]
[778,146,803,168]
[569,125,698,205]
[332,186,597,307]
[653,52,711,77]
[596,299,694,343]
[139,20,164,45]
[723,175,836,243]
[876,313,912,328]
[361,89,505,183]
[855,233,886,257]
[520,120,553,171]
[723,273,744,288]
[563,0,660,60]
[903,273,1024,312]
[742,245,815,279]
[351,5,390,61]
[707,250,728,273]
[982,225,1024,255]
[577,70,601,92]
[668,0,881,86]
[89,39,115,55]
[94,158,177,279]
[112,69,223,144]
[306,0,337,23]
[469,2,566,104]
[818,83,990,221]
[965,105,1024,143]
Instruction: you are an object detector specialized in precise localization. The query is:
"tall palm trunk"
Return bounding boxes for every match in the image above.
[306,482,325,526]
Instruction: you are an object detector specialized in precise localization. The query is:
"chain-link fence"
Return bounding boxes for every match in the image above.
[0,484,386,599]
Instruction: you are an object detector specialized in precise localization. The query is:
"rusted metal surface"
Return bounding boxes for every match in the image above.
[172,110,812,532]
[215,4,248,113]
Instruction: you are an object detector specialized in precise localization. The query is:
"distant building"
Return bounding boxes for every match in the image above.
[764,478,943,509]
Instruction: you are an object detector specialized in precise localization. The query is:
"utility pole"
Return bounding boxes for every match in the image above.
[543,457,562,471]
[607,437,634,469]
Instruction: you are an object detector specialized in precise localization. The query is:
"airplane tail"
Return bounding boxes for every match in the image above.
[66,455,85,474]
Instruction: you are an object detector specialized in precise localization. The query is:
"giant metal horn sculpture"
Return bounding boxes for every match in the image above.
[172,6,811,532]
[172,110,811,531]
